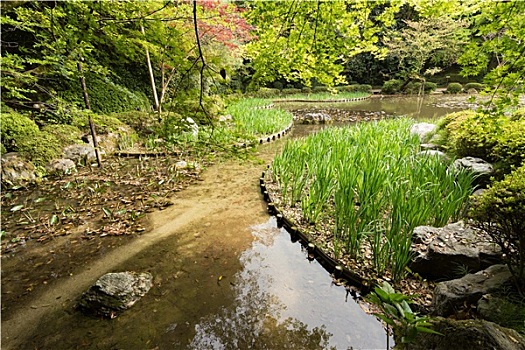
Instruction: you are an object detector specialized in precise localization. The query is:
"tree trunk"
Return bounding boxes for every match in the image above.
[77,61,102,168]
[141,24,161,114]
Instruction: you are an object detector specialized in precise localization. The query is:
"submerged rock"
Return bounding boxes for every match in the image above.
[301,112,332,124]
[432,264,513,317]
[78,271,153,318]
[408,317,525,350]
[410,222,501,279]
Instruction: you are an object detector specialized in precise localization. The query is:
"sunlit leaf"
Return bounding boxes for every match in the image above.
[10,204,24,212]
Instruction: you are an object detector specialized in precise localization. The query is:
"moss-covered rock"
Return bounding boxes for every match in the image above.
[1,112,40,151]
[41,124,83,148]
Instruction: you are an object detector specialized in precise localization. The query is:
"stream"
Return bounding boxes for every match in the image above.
[1,95,467,350]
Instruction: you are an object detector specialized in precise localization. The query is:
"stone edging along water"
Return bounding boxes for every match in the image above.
[259,166,372,294]
[272,96,370,104]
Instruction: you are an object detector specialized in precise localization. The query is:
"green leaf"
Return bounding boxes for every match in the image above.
[49,214,59,226]
[10,204,24,212]
[102,207,112,217]
[375,313,396,327]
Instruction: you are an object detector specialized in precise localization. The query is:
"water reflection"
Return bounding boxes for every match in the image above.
[281,95,472,120]
[189,217,388,350]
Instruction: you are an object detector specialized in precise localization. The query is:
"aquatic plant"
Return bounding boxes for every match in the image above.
[226,98,293,137]
[271,118,475,281]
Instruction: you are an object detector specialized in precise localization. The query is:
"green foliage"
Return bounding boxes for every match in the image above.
[463,82,485,91]
[281,88,303,95]
[458,1,525,108]
[41,124,82,148]
[446,82,463,94]
[226,99,293,137]
[336,84,373,93]
[469,165,525,286]
[384,11,469,84]
[366,281,442,348]
[61,74,150,114]
[510,108,525,121]
[112,111,157,136]
[405,81,438,94]
[440,111,525,174]
[70,111,126,134]
[1,112,40,151]
[245,1,402,88]
[381,79,402,94]
[17,131,62,167]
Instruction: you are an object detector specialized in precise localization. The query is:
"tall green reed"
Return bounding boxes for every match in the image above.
[271,118,475,281]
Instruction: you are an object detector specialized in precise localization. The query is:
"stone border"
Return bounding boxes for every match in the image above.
[256,122,294,145]
[272,96,370,104]
[260,167,372,293]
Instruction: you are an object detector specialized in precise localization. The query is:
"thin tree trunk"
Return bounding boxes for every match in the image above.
[77,61,102,168]
[141,24,161,114]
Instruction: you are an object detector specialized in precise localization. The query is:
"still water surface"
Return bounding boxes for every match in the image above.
[189,217,388,350]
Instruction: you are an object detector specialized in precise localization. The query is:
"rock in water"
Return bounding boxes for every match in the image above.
[78,272,153,318]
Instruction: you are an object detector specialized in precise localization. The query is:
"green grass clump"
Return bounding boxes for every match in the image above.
[271,118,475,281]
[226,99,293,137]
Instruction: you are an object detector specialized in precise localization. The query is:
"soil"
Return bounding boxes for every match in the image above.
[1,143,279,349]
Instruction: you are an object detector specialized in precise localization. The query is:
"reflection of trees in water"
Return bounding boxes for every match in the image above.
[189,254,341,350]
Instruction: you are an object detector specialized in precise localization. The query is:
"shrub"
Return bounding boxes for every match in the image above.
[469,164,525,287]
[17,131,62,166]
[301,87,312,94]
[381,79,402,94]
[1,112,40,151]
[313,86,328,92]
[70,110,126,134]
[464,83,485,91]
[510,108,525,121]
[424,81,438,93]
[491,117,525,174]
[337,84,373,94]
[281,88,303,95]
[61,73,151,114]
[446,82,463,94]
[254,87,280,98]
[113,111,157,135]
[439,111,525,175]
[443,111,500,158]
[41,124,82,148]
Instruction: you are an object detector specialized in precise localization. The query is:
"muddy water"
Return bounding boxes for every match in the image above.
[2,96,464,350]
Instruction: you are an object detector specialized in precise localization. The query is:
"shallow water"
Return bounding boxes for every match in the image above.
[189,217,389,350]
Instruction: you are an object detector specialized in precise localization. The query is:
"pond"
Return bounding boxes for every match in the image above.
[2,95,468,350]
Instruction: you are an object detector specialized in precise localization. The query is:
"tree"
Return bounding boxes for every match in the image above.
[458,0,525,108]
[243,0,403,88]
[383,2,469,92]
